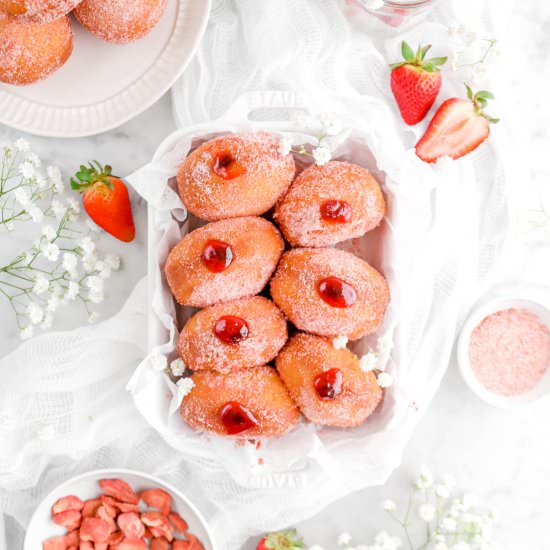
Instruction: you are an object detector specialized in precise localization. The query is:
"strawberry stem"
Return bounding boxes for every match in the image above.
[70,161,116,192]
[390,41,447,72]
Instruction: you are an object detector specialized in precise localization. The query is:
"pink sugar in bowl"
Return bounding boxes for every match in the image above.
[457,291,550,409]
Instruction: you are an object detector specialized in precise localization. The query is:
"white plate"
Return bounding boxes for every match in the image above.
[457,294,550,409]
[0,0,211,137]
[24,468,217,549]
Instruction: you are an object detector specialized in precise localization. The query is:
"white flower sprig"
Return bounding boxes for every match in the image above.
[305,468,498,550]
[358,331,394,388]
[279,112,346,167]
[0,138,121,338]
[447,23,500,89]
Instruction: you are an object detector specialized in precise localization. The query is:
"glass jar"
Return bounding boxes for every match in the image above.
[355,0,439,30]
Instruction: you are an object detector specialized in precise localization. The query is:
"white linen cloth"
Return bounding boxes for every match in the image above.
[0,1,522,549]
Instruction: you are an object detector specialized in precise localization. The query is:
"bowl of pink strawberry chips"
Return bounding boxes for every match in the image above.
[25,468,216,550]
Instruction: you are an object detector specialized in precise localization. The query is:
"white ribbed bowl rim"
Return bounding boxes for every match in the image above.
[0,0,211,138]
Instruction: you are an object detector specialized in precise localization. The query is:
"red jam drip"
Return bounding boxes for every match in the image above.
[201,239,234,273]
[213,152,246,180]
[317,277,357,308]
[219,402,258,435]
[314,368,343,400]
[320,200,352,224]
[213,316,250,344]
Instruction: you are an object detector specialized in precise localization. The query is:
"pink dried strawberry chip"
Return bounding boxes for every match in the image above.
[52,510,82,531]
[79,517,111,543]
[96,505,117,532]
[52,496,84,515]
[172,541,191,550]
[186,533,206,550]
[168,511,189,534]
[151,537,170,550]
[95,544,108,550]
[42,535,68,550]
[139,489,171,515]
[107,530,125,545]
[112,539,147,550]
[98,496,118,518]
[82,498,102,518]
[99,479,139,505]
[117,512,145,539]
[141,512,173,542]
[64,531,79,546]
[79,542,94,550]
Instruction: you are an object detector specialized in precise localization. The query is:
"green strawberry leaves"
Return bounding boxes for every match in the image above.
[465,84,499,123]
[390,41,448,72]
[263,529,305,550]
[71,161,116,191]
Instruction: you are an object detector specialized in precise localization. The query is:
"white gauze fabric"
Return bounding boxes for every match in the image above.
[0,1,514,549]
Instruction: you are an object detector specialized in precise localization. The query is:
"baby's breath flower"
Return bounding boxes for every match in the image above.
[376,372,393,388]
[79,236,96,256]
[95,260,111,280]
[27,301,44,325]
[170,358,187,377]
[436,484,451,499]
[176,377,195,397]
[41,224,57,241]
[332,335,348,349]
[279,136,293,156]
[25,152,41,166]
[383,499,396,512]
[86,275,104,292]
[105,253,121,271]
[51,199,65,219]
[19,161,36,180]
[41,312,53,330]
[47,295,60,312]
[33,274,49,295]
[441,517,457,533]
[20,326,34,340]
[337,533,352,547]
[40,241,60,262]
[318,112,342,136]
[312,146,331,166]
[416,467,434,489]
[419,503,435,522]
[14,187,31,207]
[67,197,80,214]
[359,352,378,372]
[151,354,167,372]
[88,311,101,323]
[66,281,79,301]
[88,288,104,304]
[6,221,14,232]
[62,252,78,273]
[28,204,44,223]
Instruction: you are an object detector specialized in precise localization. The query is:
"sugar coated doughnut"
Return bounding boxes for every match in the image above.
[0,12,72,85]
[276,333,383,427]
[274,161,386,247]
[270,248,389,340]
[180,367,301,438]
[165,217,284,308]
[178,296,288,374]
[177,132,296,221]
[0,0,82,23]
[74,0,168,44]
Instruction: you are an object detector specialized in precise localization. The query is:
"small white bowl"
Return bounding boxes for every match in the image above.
[457,295,550,409]
[24,468,217,550]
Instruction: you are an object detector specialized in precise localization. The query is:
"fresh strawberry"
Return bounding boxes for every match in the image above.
[415,84,499,163]
[256,529,305,550]
[71,162,135,242]
[390,41,447,125]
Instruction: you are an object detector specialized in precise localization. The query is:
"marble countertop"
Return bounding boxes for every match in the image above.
[1,1,550,549]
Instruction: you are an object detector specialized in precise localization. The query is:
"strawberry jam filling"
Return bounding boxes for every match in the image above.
[201,239,234,273]
[314,368,344,400]
[219,402,258,435]
[320,199,352,223]
[213,316,250,344]
[317,277,357,308]
[213,152,246,180]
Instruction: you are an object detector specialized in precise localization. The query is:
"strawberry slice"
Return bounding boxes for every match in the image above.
[256,529,305,550]
[107,530,125,545]
[96,505,117,532]
[52,510,81,531]
[172,541,190,550]
[79,517,111,543]
[71,162,135,242]
[112,539,147,550]
[151,538,170,550]
[168,511,189,534]
[117,512,146,539]
[82,498,102,518]
[98,479,139,505]
[42,535,68,550]
[186,533,206,549]
[139,489,171,516]
[390,41,447,125]
[79,542,94,550]
[415,85,499,163]
[52,496,84,515]
[141,512,173,541]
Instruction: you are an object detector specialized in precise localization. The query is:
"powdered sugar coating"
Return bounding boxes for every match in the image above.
[0,12,72,85]
[276,333,382,427]
[177,132,296,221]
[270,248,390,340]
[178,296,288,374]
[180,367,301,438]
[74,0,168,44]
[274,161,386,247]
[469,308,550,396]
[0,0,82,23]
[165,217,284,308]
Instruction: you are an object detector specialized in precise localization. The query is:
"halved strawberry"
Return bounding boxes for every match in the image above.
[415,85,499,163]
[256,529,305,550]
[390,41,447,125]
[71,162,135,242]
